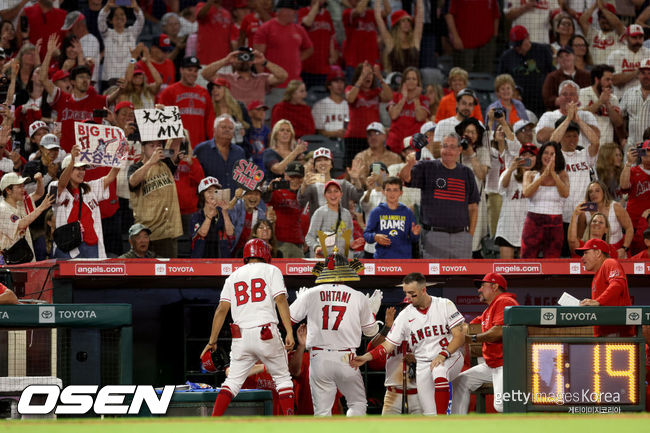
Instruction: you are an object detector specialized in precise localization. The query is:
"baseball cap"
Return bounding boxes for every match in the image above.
[40,134,60,150]
[61,154,88,170]
[390,10,412,28]
[152,34,173,52]
[575,238,611,256]
[473,272,507,290]
[326,65,345,84]
[597,3,616,16]
[51,69,70,83]
[519,143,538,156]
[285,161,304,177]
[61,11,84,31]
[640,58,650,70]
[275,0,298,10]
[0,172,30,191]
[197,176,222,194]
[323,180,341,193]
[627,24,644,37]
[29,120,49,138]
[420,121,436,134]
[313,147,332,160]
[554,115,580,132]
[456,88,477,103]
[557,46,574,56]
[513,119,534,133]
[509,25,529,44]
[128,223,151,238]
[181,56,202,69]
[201,350,218,373]
[640,139,650,149]
[133,68,146,75]
[207,78,230,93]
[366,122,386,134]
[247,100,268,111]
[115,101,134,113]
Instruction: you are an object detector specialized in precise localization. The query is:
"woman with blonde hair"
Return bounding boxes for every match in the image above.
[485,73,529,129]
[374,0,424,73]
[271,80,315,139]
[434,66,483,122]
[208,78,250,145]
[596,143,624,201]
[262,119,307,178]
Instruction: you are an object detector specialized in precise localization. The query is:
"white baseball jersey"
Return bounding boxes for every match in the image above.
[607,46,650,98]
[503,0,558,45]
[561,148,597,222]
[579,85,620,144]
[289,283,376,350]
[586,27,625,66]
[386,297,464,364]
[312,97,350,132]
[220,262,287,328]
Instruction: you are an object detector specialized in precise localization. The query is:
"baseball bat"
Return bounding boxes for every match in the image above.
[401,343,408,414]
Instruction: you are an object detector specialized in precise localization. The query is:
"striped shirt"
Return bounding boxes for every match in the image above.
[620,85,650,147]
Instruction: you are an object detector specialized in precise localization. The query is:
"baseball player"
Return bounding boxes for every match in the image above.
[450,272,519,414]
[367,302,421,415]
[351,272,465,416]
[289,251,380,416]
[201,238,295,416]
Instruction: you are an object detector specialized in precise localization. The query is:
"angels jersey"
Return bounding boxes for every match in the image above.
[289,283,376,350]
[220,262,287,328]
[386,297,464,364]
[385,342,416,389]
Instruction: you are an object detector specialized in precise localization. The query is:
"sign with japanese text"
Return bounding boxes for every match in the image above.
[74,122,129,168]
[134,106,184,142]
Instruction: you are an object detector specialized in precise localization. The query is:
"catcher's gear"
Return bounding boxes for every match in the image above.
[243,238,272,263]
[201,346,230,373]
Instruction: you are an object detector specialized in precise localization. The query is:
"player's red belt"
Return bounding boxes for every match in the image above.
[387,386,417,395]
[311,347,352,352]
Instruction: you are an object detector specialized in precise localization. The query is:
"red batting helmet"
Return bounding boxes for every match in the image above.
[243,238,272,263]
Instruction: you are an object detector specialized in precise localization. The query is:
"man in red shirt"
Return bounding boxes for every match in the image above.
[40,35,121,152]
[159,56,214,147]
[195,0,233,65]
[450,272,518,414]
[632,228,650,259]
[342,0,383,73]
[238,0,274,46]
[621,141,650,254]
[264,161,304,258]
[576,238,634,337]
[298,0,335,88]
[22,0,66,59]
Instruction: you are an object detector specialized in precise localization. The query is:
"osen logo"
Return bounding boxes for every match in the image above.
[39,306,55,324]
[540,308,556,325]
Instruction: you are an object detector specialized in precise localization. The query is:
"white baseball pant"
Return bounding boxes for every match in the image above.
[382,388,422,415]
[415,353,464,415]
[309,349,367,416]
[450,361,503,413]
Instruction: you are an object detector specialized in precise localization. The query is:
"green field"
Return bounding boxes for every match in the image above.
[3,414,650,433]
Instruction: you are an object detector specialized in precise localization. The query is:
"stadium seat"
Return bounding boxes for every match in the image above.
[305,86,329,107]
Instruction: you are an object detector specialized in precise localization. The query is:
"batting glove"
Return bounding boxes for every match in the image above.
[368,289,383,315]
[296,287,309,299]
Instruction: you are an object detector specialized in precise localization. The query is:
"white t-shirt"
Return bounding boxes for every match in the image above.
[386,296,464,364]
[503,0,558,45]
[220,262,287,329]
[578,85,620,144]
[0,197,34,258]
[607,46,650,98]
[562,148,597,222]
[52,178,110,258]
[289,283,376,350]
[586,27,625,66]
[485,146,503,194]
[535,109,598,150]
[312,97,349,132]
[433,116,461,143]
[495,170,528,247]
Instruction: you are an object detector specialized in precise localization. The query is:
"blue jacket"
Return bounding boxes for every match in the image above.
[228,199,267,254]
[194,140,246,198]
[363,202,419,259]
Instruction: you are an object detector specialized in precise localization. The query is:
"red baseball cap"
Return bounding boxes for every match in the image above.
[519,143,538,156]
[640,140,650,150]
[390,10,412,29]
[627,24,644,37]
[323,180,341,194]
[200,351,217,373]
[575,238,611,257]
[326,65,345,84]
[133,68,146,75]
[473,272,507,290]
[51,69,70,82]
[115,101,134,113]
[509,25,529,43]
[247,100,268,111]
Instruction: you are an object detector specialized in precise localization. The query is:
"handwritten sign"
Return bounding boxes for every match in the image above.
[232,159,264,190]
[74,122,129,168]
[134,106,184,142]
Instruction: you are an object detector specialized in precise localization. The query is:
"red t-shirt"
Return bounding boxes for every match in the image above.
[158,82,214,147]
[345,86,381,138]
[84,166,118,219]
[195,3,233,65]
[254,18,313,87]
[590,258,634,337]
[23,4,66,59]
[269,188,304,244]
[298,7,335,75]
[385,93,430,154]
[631,249,649,259]
[50,87,108,152]
[136,60,176,87]
[623,166,650,230]
[68,187,99,246]
[469,292,519,368]
[241,368,281,415]
[271,102,315,139]
[448,0,500,49]
[174,158,205,215]
[342,8,379,68]
[240,12,274,45]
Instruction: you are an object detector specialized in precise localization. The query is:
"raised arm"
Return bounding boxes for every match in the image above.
[413,0,424,50]
[40,34,59,96]
[373,0,393,53]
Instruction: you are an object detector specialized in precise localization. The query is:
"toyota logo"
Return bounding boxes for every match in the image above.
[628,312,640,321]
[543,312,555,320]
[41,311,53,319]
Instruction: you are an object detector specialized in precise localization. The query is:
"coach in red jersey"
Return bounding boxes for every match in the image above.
[451,272,518,414]
[577,238,634,337]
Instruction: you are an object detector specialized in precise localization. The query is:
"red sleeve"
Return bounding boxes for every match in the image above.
[205,94,214,140]
[298,25,314,50]
[159,87,172,106]
[0,284,6,295]
[195,2,207,21]
[489,299,507,327]
[190,157,205,184]
[253,21,268,46]
[297,7,309,22]
[448,0,458,15]
[595,261,628,306]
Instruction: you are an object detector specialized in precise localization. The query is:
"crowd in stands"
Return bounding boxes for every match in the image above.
[0,0,650,263]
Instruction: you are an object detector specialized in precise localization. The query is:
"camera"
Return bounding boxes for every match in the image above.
[237,47,254,62]
[493,108,505,119]
[638,146,647,158]
[179,141,189,154]
[272,180,291,190]
[460,137,470,150]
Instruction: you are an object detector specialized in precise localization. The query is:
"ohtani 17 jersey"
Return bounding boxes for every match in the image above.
[386,297,464,363]
[290,283,376,350]
[220,262,287,328]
